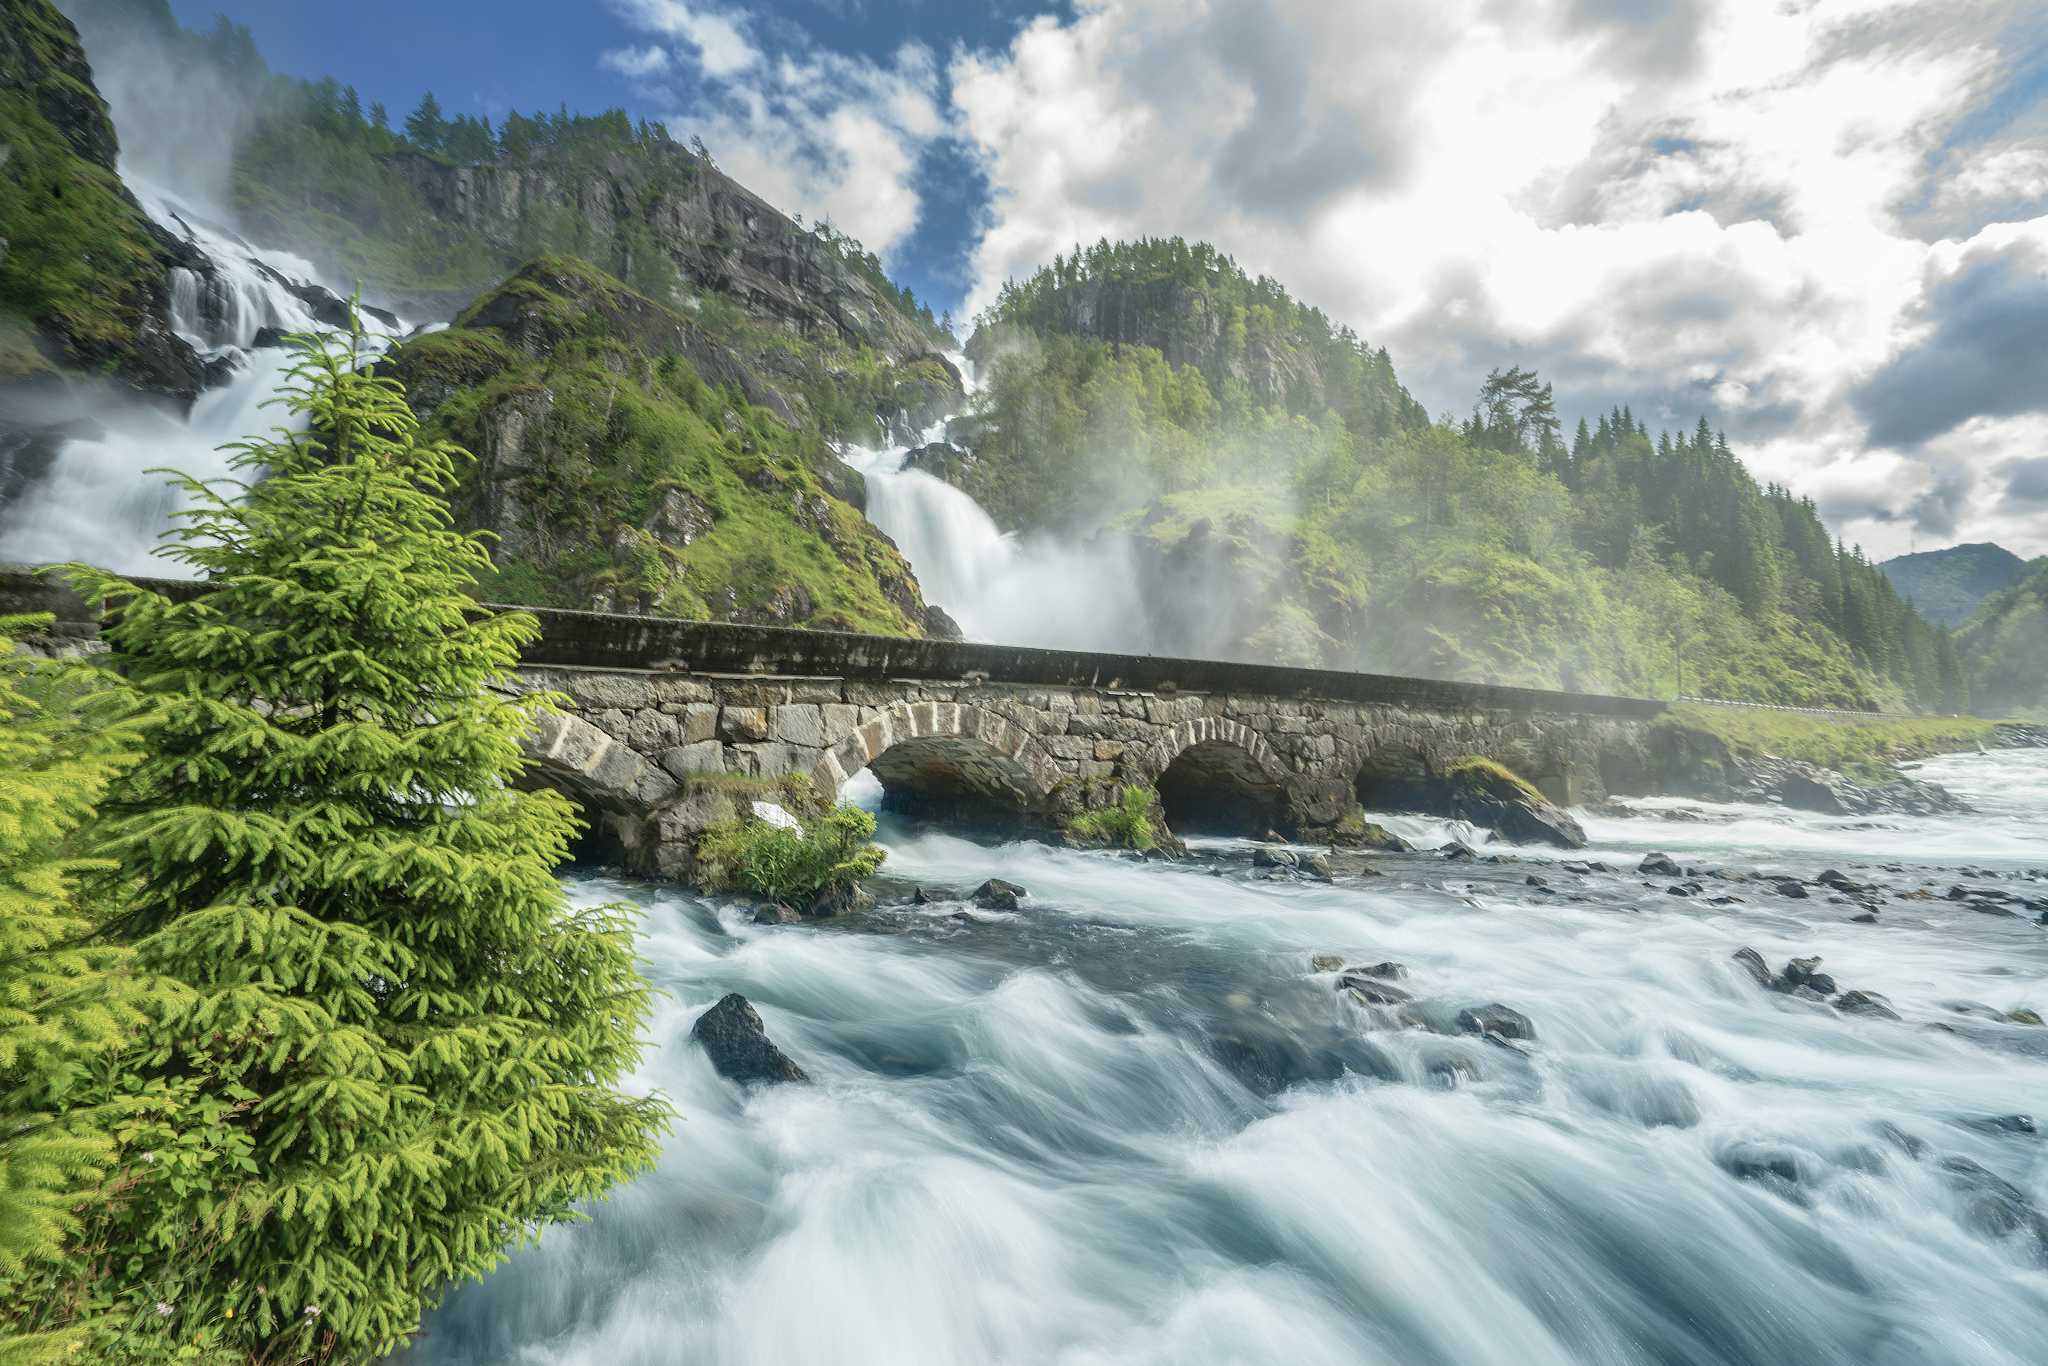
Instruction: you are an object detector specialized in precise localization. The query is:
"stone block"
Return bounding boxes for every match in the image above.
[720,681,791,707]
[588,742,649,796]
[591,708,632,739]
[627,709,681,752]
[820,703,861,737]
[647,678,713,705]
[1093,739,1126,761]
[658,741,726,778]
[1043,736,1094,761]
[786,680,845,703]
[772,703,828,748]
[735,742,798,779]
[673,703,718,744]
[719,706,770,742]
[565,675,655,711]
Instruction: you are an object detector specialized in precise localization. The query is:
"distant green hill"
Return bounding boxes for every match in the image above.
[1954,556,2048,716]
[1879,542,2026,625]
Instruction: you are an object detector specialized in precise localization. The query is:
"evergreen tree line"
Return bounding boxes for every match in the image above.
[0,322,669,1363]
[967,248,1977,711]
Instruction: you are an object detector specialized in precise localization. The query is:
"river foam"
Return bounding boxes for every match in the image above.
[404,748,2048,1366]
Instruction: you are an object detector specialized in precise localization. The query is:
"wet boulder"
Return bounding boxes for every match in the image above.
[1731,947,1773,988]
[1310,953,1346,973]
[973,878,1026,910]
[1833,989,1901,1021]
[752,902,802,925]
[1639,852,1684,877]
[1252,847,1299,869]
[1938,1156,2048,1252]
[1339,974,1414,1007]
[692,993,808,1085]
[1455,1003,1536,1043]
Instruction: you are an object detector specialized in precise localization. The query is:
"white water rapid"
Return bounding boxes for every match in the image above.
[403,746,2048,1366]
[0,185,402,573]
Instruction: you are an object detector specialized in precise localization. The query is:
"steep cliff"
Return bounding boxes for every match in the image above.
[385,149,945,365]
[0,0,204,398]
[381,256,942,635]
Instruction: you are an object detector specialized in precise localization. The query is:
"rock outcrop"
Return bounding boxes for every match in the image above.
[379,256,941,634]
[392,147,946,366]
[0,0,206,400]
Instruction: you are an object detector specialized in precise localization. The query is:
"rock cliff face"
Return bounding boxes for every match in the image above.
[0,0,205,399]
[969,277,1332,415]
[381,256,939,635]
[393,148,944,365]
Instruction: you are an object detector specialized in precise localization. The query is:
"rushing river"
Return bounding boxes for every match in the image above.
[405,747,2048,1366]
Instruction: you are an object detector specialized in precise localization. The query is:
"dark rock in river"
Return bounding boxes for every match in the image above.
[973,878,1026,910]
[807,884,872,918]
[1455,1003,1536,1042]
[1834,989,1901,1021]
[1331,820,1413,852]
[1339,974,1414,1007]
[692,993,808,1084]
[753,901,802,925]
[1731,947,1773,988]
[1252,847,1298,869]
[1640,852,1684,877]
[1938,1156,2048,1252]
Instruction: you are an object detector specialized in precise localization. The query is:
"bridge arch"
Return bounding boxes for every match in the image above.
[810,700,1061,827]
[1134,717,1292,837]
[520,709,678,868]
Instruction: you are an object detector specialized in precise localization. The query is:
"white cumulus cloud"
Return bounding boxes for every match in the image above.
[947,0,2048,557]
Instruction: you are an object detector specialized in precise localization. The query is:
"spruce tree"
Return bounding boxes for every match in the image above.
[0,618,154,1362]
[63,317,670,1361]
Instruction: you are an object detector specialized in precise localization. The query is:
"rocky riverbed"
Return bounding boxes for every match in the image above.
[403,744,2048,1366]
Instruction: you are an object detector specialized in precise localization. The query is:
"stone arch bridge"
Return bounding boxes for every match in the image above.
[508,609,1668,879]
[4,571,1669,882]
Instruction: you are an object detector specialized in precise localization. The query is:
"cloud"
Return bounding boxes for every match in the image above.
[609,0,760,78]
[600,45,673,81]
[1853,234,2048,449]
[600,6,945,261]
[2006,455,2048,504]
[946,0,2048,557]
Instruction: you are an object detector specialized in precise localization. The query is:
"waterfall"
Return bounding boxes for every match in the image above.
[840,371,1153,652]
[0,184,404,575]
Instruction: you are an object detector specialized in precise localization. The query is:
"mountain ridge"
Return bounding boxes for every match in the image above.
[1877,541,2026,627]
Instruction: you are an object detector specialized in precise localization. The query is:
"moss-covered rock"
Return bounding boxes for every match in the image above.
[382,257,936,635]
[0,0,203,398]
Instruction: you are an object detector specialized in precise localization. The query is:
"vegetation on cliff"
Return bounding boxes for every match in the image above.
[1951,556,2048,717]
[1,324,669,1361]
[960,239,1971,711]
[0,0,194,391]
[1661,705,2003,785]
[383,256,941,633]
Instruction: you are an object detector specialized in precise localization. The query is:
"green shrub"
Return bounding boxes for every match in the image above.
[1068,785,1160,850]
[696,804,886,903]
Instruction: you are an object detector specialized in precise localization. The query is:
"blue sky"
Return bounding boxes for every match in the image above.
[153,1,2048,557]
[164,0,1072,317]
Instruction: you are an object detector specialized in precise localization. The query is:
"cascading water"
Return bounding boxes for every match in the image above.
[839,365,1152,650]
[0,183,404,573]
[403,746,2048,1366]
